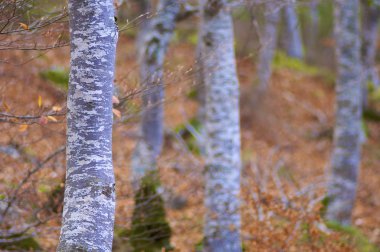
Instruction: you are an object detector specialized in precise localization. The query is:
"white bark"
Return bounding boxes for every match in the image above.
[57,0,118,251]
[326,0,362,226]
[200,0,242,251]
[284,2,304,59]
[256,1,281,94]
[131,0,180,187]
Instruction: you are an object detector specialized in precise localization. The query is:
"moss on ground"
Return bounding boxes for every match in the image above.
[130,171,173,252]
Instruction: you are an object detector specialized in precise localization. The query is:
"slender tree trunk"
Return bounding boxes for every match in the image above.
[307,1,319,60]
[131,0,180,187]
[200,1,242,251]
[195,29,207,153]
[284,3,304,59]
[256,2,281,94]
[57,0,118,251]
[136,0,152,58]
[326,0,362,226]
[361,2,380,107]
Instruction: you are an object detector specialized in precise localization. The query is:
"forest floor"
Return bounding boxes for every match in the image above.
[1,31,380,251]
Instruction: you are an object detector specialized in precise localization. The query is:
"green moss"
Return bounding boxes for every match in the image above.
[0,234,41,251]
[272,51,335,85]
[113,227,133,252]
[320,196,330,217]
[40,67,69,90]
[363,108,380,122]
[130,171,173,252]
[174,118,202,155]
[326,221,379,252]
[172,28,198,45]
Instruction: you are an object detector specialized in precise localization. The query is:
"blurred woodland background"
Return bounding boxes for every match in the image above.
[0,0,380,251]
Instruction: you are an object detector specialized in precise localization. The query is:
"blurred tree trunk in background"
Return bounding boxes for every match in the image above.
[136,0,152,57]
[361,1,380,108]
[200,0,242,251]
[57,0,118,251]
[326,0,362,226]
[309,0,319,48]
[195,27,207,152]
[284,2,304,59]
[130,1,179,250]
[256,1,281,94]
[131,0,179,189]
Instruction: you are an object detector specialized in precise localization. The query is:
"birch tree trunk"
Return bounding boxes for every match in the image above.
[200,0,242,251]
[57,1,118,251]
[131,0,180,187]
[256,1,281,94]
[326,0,362,226]
[361,1,380,107]
[284,3,304,59]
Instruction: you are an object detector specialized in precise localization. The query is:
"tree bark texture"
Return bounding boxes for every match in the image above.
[131,0,180,186]
[326,0,362,226]
[57,0,118,251]
[200,0,242,251]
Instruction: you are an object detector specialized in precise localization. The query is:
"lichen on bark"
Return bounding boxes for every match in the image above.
[57,0,118,251]
[326,0,362,226]
[200,0,242,251]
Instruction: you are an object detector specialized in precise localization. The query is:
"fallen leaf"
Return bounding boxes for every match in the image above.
[112,96,120,104]
[112,108,121,118]
[18,124,28,132]
[52,106,62,112]
[47,116,58,122]
[19,23,29,30]
[38,95,42,108]
[2,101,10,112]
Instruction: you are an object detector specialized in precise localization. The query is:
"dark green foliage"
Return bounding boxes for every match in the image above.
[363,108,380,122]
[130,171,172,252]
[40,67,69,90]
[0,234,41,251]
[320,196,330,217]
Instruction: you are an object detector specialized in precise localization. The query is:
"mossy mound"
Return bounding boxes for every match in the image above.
[130,171,173,252]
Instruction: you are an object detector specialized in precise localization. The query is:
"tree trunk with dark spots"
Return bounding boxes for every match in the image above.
[326,0,362,226]
[131,0,180,188]
[200,0,242,251]
[57,0,118,251]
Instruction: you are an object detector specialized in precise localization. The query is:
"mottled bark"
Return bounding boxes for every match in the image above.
[200,0,242,251]
[284,3,304,59]
[256,1,281,94]
[57,1,118,251]
[361,2,380,107]
[326,0,362,226]
[131,0,180,186]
